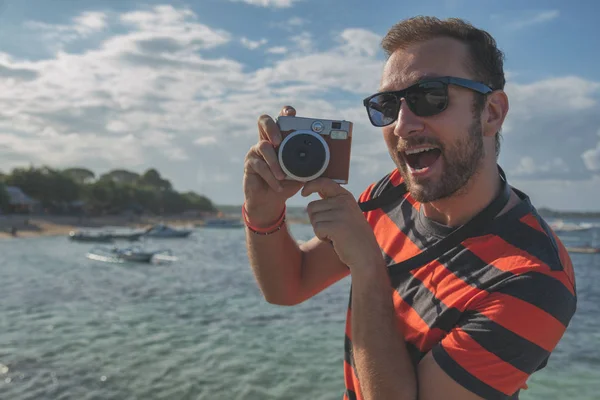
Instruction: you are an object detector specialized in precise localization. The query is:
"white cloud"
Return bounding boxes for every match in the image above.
[270,17,307,31]
[290,31,314,53]
[337,29,382,58]
[504,10,560,31]
[228,0,300,8]
[25,11,108,49]
[73,11,108,32]
[581,129,600,172]
[266,46,288,54]
[503,76,600,126]
[2,4,599,210]
[511,156,570,176]
[194,136,218,146]
[241,37,268,50]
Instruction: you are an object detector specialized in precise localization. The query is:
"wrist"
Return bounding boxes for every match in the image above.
[242,202,286,234]
[243,200,286,228]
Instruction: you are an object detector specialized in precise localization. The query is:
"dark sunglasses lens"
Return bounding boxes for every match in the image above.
[406,81,448,116]
[367,93,400,126]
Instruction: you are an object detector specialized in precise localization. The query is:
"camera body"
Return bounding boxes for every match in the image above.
[276,116,353,184]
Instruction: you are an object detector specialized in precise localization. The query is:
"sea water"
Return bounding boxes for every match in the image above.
[0,223,598,400]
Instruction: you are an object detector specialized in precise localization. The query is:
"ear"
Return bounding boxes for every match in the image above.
[482,90,509,138]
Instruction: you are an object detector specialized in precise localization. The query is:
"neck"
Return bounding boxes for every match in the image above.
[421,160,502,227]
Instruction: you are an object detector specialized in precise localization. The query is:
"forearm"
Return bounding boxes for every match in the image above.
[246,221,304,305]
[351,265,417,400]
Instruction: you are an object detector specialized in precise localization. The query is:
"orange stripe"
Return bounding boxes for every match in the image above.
[411,259,488,312]
[345,307,352,341]
[389,169,403,186]
[518,214,576,289]
[392,289,446,351]
[519,214,545,233]
[344,359,363,400]
[442,328,529,395]
[476,292,568,351]
[369,208,422,263]
[462,235,575,296]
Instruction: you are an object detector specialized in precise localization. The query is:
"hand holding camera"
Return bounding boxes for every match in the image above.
[243,106,353,228]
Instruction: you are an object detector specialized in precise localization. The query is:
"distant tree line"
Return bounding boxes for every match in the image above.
[0,166,217,215]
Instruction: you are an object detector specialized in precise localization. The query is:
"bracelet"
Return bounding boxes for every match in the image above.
[242,202,286,235]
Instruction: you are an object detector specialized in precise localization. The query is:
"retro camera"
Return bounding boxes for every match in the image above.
[275,116,353,184]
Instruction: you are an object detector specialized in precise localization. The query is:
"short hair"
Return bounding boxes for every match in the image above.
[381,16,505,157]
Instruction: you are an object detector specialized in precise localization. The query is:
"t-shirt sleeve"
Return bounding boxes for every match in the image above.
[431,271,577,399]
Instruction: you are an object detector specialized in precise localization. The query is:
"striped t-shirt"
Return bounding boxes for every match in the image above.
[343,168,577,400]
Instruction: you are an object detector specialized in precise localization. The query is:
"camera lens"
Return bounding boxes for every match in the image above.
[279,132,329,181]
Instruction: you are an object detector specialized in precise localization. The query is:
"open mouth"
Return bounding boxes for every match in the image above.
[403,147,442,171]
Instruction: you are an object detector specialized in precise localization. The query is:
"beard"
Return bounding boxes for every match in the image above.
[395,117,485,203]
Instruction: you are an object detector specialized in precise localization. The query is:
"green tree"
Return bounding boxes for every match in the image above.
[6,166,79,207]
[99,169,141,185]
[138,168,172,191]
[63,167,95,184]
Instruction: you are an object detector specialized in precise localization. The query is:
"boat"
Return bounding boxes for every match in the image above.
[69,230,114,243]
[104,230,146,241]
[550,220,594,233]
[144,224,193,238]
[201,217,244,229]
[86,246,176,263]
[566,246,600,254]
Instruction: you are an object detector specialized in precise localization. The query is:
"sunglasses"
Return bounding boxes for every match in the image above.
[363,76,493,127]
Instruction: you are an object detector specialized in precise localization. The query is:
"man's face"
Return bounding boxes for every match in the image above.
[380,37,486,203]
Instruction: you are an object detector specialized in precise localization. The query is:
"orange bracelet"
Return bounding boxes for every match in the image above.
[242,202,286,235]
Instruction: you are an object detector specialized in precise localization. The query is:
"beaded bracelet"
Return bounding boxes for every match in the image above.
[242,202,286,235]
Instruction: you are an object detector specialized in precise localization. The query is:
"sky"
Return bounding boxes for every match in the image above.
[0,0,599,211]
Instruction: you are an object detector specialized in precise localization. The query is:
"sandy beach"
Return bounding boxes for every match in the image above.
[0,214,208,240]
[0,213,310,239]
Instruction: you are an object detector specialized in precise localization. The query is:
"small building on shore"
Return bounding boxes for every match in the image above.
[5,186,40,214]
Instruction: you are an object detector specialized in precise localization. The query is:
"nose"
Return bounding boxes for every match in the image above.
[392,99,425,138]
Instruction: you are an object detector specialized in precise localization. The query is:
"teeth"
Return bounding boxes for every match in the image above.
[405,147,436,155]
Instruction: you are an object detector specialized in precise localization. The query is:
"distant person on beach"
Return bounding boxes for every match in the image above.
[242,17,577,399]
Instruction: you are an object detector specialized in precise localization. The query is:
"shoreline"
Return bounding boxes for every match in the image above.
[0,214,208,240]
[0,214,311,240]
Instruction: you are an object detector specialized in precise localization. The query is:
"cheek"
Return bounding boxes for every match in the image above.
[382,127,397,149]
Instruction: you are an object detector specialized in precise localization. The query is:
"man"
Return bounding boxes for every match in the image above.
[242,16,577,400]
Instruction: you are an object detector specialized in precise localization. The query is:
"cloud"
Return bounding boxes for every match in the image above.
[581,129,600,172]
[500,76,600,181]
[194,136,218,146]
[266,46,288,54]
[241,37,268,50]
[228,0,301,8]
[290,32,314,53]
[504,10,560,31]
[25,11,108,49]
[510,156,570,177]
[337,29,382,58]
[2,4,599,209]
[0,64,39,81]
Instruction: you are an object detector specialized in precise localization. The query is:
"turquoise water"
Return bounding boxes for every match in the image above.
[0,223,598,399]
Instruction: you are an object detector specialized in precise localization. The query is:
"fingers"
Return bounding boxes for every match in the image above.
[257,115,282,146]
[255,140,286,180]
[245,144,283,192]
[279,105,296,117]
[306,197,336,216]
[257,106,296,145]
